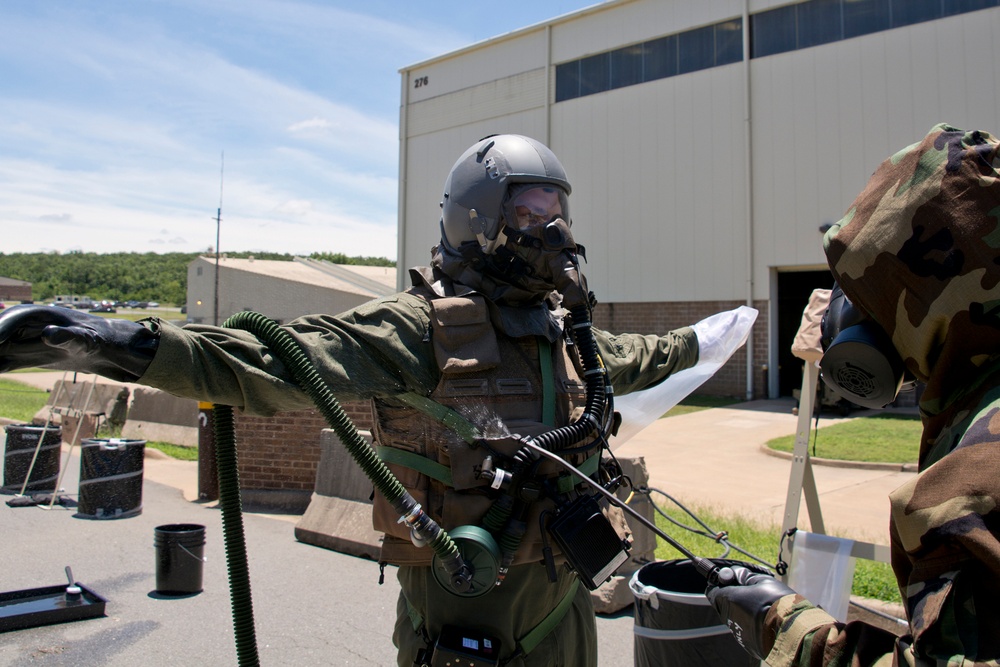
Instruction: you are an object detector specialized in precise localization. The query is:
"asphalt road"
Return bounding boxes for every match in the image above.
[0,443,635,667]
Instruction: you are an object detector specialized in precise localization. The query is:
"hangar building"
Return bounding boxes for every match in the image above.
[396,0,1000,399]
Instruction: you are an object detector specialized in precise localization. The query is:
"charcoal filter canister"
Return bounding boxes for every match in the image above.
[76,438,145,519]
[2,424,62,494]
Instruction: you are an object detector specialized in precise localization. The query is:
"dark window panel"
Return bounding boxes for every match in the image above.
[611,44,644,89]
[580,52,611,96]
[891,0,942,27]
[943,0,998,16]
[554,0,1000,103]
[844,0,891,38]
[797,0,843,48]
[678,24,715,74]
[643,34,677,81]
[715,18,744,65]
[555,61,581,102]
[752,4,797,58]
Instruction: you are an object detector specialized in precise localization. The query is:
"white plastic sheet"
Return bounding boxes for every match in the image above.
[787,531,856,622]
[610,306,758,449]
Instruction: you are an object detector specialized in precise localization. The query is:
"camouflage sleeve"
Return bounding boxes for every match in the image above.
[764,594,905,667]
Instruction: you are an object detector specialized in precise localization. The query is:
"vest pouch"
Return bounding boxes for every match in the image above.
[429,296,501,373]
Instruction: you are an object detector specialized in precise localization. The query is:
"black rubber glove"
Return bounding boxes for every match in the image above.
[705,565,796,661]
[0,304,159,382]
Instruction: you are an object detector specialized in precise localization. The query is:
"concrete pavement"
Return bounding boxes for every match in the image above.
[616,397,916,545]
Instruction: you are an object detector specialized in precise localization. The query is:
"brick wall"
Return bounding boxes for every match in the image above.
[232,400,373,493]
[592,298,770,400]
[0,282,32,302]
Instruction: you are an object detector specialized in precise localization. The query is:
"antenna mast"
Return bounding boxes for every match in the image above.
[213,152,224,326]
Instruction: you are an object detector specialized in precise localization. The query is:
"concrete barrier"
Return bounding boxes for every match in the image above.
[294,429,383,560]
[120,387,198,447]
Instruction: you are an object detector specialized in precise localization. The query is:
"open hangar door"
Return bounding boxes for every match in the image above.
[775,269,833,398]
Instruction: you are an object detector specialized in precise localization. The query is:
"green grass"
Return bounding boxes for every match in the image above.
[663,394,741,418]
[144,441,199,461]
[94,423,198,461]
[767,412,921,463]
[650,498,902,604]
[0,377,51,423]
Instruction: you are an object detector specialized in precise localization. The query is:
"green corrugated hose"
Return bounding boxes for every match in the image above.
[213,311,464,665]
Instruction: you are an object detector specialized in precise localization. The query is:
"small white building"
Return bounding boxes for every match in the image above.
[186,256,397,326]
[397,0,1000,399]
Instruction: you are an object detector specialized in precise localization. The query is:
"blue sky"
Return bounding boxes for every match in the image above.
[1,0,600,260]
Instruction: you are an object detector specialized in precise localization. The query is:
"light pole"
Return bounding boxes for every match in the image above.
[213,152,224,326]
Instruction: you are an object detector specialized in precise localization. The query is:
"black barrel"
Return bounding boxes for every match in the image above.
[630,559,766,667]
[76,438,145,519]
[2,424,62,494]
[154,524,206,595]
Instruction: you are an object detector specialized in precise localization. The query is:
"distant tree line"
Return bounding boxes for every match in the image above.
[0,251,396,306]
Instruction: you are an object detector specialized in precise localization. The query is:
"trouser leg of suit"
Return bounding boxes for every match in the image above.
[392,562,598,667]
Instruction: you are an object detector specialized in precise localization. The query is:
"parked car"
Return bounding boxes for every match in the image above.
[89,304,117,313]
[147,302,160,308]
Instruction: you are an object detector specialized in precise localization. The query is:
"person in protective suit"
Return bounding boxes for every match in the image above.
[707,123,1000,666]
[0,134,734,666]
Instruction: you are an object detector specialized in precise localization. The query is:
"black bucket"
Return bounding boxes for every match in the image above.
[77,438,145,519]
[630,559,765,667]
[2,424,62,495]
[154,524,206,595]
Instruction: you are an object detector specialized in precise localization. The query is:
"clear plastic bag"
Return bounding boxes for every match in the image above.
[611,306,758,449]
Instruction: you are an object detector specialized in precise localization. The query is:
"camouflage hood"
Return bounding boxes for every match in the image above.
[823,124,1000,442]
[820,125,1000,660]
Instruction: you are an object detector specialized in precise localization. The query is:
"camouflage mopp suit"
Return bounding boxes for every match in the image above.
[765,124,1000,666]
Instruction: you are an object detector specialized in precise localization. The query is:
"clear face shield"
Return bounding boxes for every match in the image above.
[491,185,590,309]
[507,186,570,231]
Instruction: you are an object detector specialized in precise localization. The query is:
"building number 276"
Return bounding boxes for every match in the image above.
[414,76,429,88]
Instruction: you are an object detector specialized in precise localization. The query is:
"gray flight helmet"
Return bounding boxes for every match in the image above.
[440,134,572,255]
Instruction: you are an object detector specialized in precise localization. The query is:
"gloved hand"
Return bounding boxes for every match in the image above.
[0,304,159,382]
[705,565,796,661]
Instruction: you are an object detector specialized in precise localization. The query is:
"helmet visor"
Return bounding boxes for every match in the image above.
[505,185,569,230]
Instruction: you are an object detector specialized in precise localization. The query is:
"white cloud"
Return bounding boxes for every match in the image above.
[287,117,335,133]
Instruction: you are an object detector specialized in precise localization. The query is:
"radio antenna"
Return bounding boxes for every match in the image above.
[213,151,224,326]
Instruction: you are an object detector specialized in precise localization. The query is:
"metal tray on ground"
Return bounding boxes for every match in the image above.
[0,583,107,632]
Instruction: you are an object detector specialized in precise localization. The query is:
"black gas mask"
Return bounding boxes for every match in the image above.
[820,283,907,409]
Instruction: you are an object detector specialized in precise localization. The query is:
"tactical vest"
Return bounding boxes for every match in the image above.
[371,289,627,567]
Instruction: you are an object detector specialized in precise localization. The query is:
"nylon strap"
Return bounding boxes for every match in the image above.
[554,454,600,494]
[537,337,555,427]
[397,392,482,444]
[516,578,580,655]
[376,446,454,487]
